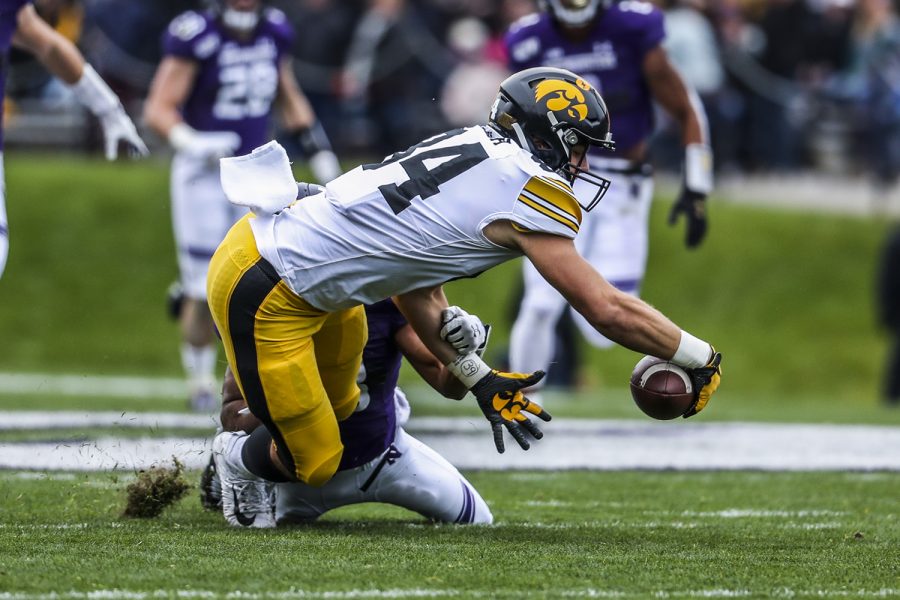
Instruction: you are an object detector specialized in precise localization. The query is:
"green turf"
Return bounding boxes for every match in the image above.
[0,470,896,597]
[1,154,898,423]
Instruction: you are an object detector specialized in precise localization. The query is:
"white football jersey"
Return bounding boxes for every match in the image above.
[250,126,583,311]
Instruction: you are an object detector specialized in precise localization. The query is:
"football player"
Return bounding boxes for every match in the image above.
[0,0,148,279]
[209,67,723,527]
[143,0,342,412]
[505,0,714,395]
[205,300,493,527]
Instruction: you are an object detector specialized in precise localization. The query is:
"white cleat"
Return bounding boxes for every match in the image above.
[212,431,276,529]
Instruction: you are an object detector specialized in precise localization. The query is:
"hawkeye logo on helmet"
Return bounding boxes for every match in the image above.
[534,79,592,122]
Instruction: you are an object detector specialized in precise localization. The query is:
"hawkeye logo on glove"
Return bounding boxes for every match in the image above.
[493,391,526,421]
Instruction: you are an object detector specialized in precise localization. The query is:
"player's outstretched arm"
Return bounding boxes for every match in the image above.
[12,4,148,160]
[496,221,723,414]
[643,46,712,249]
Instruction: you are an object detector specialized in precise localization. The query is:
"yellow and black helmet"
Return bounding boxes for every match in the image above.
[489,67,616,210]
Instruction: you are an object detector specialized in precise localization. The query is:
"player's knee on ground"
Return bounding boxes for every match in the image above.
[297,447,342,488]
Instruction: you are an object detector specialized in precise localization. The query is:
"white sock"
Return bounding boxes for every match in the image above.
[181,343,217,393]
[224,431,256,479]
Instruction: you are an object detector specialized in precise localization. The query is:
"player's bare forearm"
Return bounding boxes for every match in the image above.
[392,287,459,367]
[519,230,681,359]
[13,5,83,84]
[643,46,705,146]
[144,57,198,137]
[394,325,468,400]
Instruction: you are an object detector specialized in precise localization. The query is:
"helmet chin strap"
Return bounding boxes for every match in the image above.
[510,122,529,151]
[222,8,259,31]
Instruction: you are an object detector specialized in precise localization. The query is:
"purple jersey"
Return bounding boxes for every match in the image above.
[504,3,665,156]
[0,0,30,149]
[337,299,408,470]
[162,8,294,155]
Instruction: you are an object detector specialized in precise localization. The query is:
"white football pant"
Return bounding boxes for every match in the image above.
[0,153,7,279]
[509,161,654,379]
[171,153,247,300]
[276,427,493,525]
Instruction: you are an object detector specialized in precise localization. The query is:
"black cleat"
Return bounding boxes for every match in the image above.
[199,454,222,510]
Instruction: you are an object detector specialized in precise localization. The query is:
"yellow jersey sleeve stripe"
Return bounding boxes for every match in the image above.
[517,194,580,234]
[519,188,581,231]
[522,176,582,225]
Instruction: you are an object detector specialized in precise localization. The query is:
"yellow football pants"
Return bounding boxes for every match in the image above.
[207,214,367,487]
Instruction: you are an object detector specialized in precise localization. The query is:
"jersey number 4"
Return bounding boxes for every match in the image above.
[363,131,489,215]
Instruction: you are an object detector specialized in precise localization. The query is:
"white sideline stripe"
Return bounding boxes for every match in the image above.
[0,411,219,430]
[1,418,900,471]
[0,372,186,399]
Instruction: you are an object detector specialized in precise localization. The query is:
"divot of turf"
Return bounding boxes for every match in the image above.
[122,457,191,518]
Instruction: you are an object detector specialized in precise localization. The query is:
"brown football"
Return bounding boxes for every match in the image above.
[629,355,695,420]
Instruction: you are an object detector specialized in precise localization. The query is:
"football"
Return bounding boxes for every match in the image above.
[629,356,695,420]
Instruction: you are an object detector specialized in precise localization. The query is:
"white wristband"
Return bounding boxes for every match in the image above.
[672,330,712,369]
[685,143,713,195]
[69,65,120,116]
[168,123,198,153]
[445,353,492,389]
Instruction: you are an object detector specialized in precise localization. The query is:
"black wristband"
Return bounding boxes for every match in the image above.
[293,121,333,158]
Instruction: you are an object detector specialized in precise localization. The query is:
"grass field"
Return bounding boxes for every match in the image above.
[1,155,899,599]
[0,469,897,598]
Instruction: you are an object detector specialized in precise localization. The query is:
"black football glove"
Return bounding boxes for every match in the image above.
[470,370,550,453]
[668,187,708,249]
[682,350,722,418]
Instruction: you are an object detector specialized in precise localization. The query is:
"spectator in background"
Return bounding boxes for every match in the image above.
[339,0,456,153]
[143,0,341,411]
[0,0,147,279]
[268,0,362,152]
[656,0,724,171]
[841,0,900,190]
[440,17,508,127]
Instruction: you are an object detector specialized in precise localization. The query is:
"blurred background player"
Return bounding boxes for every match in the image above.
[0,0,147,279]
[505,0,713,396]
[143,0,342,411]
[205,300,492,527]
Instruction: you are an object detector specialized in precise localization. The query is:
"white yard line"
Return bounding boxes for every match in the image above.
[0,410,218,430]
[0,372,185,399]
[1,415,899,471]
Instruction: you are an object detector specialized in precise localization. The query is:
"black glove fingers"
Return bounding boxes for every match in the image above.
[523,400,552,422]
[519,417,544,440]
[505,421,531,451]
[492,422,505,453]
[521,370,546,389]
